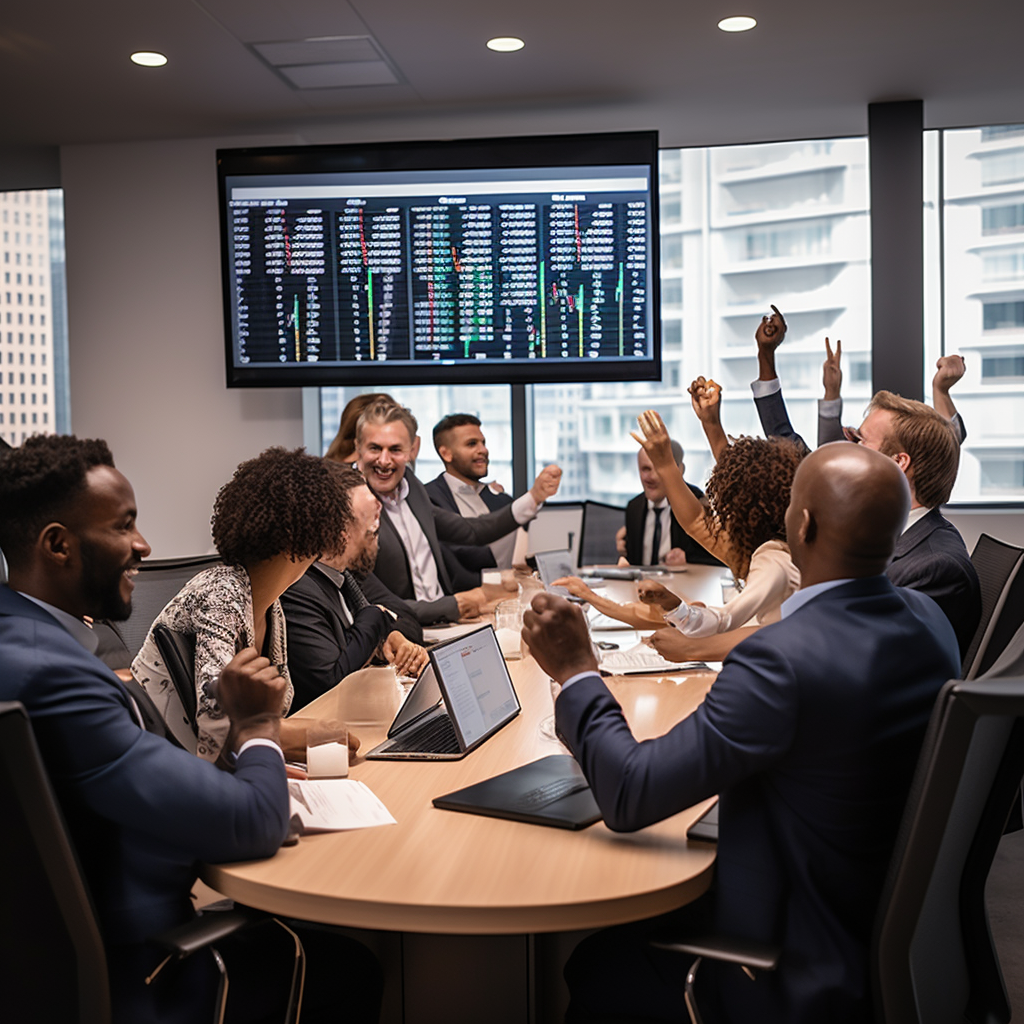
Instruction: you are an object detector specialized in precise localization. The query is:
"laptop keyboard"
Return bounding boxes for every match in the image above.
[387,713,460,754]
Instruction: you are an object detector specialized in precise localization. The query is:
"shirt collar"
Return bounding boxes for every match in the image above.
[781,578,857,619]
[903,505,930,534]
[18,592,100,654]
[378,476,410,508]
[647,499,667,511]
[445,472,485,497]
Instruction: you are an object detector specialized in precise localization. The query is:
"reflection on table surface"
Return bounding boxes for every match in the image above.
[201,565,729,935]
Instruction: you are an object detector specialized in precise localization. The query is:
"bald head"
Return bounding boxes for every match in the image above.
[785,443,911,586]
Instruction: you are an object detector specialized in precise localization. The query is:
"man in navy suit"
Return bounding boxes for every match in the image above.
[0,435,379,1023]
[749,306,979,659]
[523,443,960,1024]
[424,412,517,585]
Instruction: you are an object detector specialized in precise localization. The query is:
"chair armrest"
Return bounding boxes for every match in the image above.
[152,904,263,959]
[650,931,781,972]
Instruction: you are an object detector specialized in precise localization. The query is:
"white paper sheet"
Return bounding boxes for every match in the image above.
[288,779,396,833]
[599,641,706,676]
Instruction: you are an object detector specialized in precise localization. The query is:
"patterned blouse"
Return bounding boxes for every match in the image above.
[131,564,293,762]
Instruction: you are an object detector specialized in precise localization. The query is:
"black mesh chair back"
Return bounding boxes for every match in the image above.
[962,534,1024,678]
[152,624,199,747]
[115,554,221,661]
[0,701,111,1023]
[982,620,1024,681]
[872,676,1024,1024]
[974,563,1024,680]
[579,501,627,566]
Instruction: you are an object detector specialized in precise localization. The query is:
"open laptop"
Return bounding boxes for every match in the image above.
[366,625,520,761]
[533,548,584,600]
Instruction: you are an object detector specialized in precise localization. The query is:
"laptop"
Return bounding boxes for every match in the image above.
[366,625,521,760]
[533,548,585,600]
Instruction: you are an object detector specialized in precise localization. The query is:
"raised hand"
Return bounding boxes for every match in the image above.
[933,354,965,395]
[755,304,787,351]
[530,464,562,503]
[521,592,599,685]
[823,337,843,401]
[631,410,676,472]
[688,376,722,426]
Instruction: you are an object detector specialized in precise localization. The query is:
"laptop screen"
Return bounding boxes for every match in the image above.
[431,626,520,750]
[534,549,577,588]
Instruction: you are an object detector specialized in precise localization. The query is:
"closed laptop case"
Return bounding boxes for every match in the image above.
[432,754,602,830]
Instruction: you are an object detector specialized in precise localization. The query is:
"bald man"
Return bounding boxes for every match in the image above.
[525,444,960,1024]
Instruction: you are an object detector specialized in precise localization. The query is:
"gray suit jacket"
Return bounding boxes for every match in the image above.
[373,470,519,624]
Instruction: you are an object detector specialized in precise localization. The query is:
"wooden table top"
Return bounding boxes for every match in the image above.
[201,564,729,935]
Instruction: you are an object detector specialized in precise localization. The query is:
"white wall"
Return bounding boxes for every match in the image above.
[61,135,306,557]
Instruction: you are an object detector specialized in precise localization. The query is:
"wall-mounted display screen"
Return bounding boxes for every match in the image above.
[217,131,660,386]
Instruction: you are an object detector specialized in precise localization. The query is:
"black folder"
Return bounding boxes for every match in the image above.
[432,754,602,830]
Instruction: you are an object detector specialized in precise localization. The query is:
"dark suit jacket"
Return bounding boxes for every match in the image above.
[280,565,391,711]
[624,489,724,567]
[424,472,516,585]
[556,577,959,1024]
[373,470,520,624]
[0,586,289,1018]
[886,508,981,659]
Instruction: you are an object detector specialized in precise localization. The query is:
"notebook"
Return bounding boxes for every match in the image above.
[433,754,602,830]
[365,625,520,761]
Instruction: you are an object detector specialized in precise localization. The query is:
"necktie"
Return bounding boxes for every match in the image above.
[650,506,662,566]
[341,570,370,612]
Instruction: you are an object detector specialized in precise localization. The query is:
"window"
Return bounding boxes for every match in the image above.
[981,355,1024,380]
[983,301,1024,332]
[979,149,1024,187]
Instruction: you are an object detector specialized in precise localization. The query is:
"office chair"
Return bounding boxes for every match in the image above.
[579,500,627,566]
[0,700,304,1024]
[971,560,1024,681]
[152,623,199,744]
[114,553,222,661]
[962,534,1024,679]
[652,676,1024,1024]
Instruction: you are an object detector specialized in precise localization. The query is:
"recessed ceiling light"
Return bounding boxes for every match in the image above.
[717,16,757,32]
[130,51,168,67]
[486,37,525,52]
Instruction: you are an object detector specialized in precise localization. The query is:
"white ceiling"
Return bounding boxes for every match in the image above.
[2,0,1022,150]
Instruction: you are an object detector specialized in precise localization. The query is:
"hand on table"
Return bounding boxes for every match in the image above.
[636,579,682,611]
[644,628,699,663]
[615,525,628,557]
[663,547,687,568]
[383,631,429,676]
[521,592,599,685]
[552,575,600,604]
[278,718,361,764]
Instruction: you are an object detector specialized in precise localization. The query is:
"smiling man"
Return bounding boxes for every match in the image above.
[354,398,561,624]
[424,412,518,578]
[0,434,382,1022]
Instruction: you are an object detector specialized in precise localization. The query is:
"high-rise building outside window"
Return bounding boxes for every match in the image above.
[0,189,70,445]
[926,125,1024,502]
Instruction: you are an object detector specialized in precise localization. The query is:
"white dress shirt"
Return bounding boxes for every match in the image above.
[642,500,673,565]
[442,473,518,568]
[380,478,446,602]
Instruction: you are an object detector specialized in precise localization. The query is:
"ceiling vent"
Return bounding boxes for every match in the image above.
[251,36,400,89]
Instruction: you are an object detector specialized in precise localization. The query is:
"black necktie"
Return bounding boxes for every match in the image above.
[650,506,662,566]
[341,570,370,612]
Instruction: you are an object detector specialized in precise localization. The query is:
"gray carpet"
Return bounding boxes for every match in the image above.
[987,830,1024,1016]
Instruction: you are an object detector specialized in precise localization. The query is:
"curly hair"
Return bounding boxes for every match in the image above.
[211,447,352,567]
[703,436,804,571]
[0,434,115,569]
[325,393,395,464]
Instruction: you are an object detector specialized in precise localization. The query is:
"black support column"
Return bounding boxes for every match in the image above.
[869,99,925,399]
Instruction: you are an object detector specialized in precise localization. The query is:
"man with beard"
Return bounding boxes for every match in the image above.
[424,413,517,581]
[0,434,382,1022]
[281,464,430,710]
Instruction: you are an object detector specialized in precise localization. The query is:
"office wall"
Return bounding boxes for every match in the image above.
[61,135,306,557]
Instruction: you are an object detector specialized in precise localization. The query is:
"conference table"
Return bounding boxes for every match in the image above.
[201,564,731,1023]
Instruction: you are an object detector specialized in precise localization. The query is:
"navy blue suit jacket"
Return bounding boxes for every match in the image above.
[556,577,959,1024]
[0,587,290,1015]
[424,471,515,586]
[886,508,981,660]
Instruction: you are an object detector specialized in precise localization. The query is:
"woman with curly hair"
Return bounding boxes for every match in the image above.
[632,389,803,640]
[132,447,352,763]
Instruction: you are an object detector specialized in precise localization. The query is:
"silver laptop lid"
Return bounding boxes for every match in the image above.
[430,624,520,752]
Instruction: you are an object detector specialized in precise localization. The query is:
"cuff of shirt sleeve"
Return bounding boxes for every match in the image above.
[559,670,600,692]
[237,737,285,762]
[512,492,540,524]
[750,378,782,398]
[818,397,842,419]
